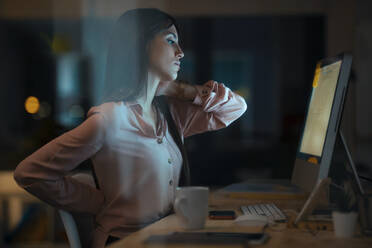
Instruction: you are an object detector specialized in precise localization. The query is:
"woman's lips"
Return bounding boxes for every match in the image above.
[174,62,180,70]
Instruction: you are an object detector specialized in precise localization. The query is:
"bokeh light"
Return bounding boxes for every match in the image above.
[25,96,40,114]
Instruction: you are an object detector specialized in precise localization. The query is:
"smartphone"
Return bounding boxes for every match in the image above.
[209,210,236,220]
[144,232,270,245]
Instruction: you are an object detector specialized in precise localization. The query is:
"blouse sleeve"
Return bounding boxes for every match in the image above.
[13,112,106,215]
[168,80,247,138]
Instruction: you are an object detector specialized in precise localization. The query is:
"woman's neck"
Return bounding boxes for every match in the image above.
[136,72,160,115]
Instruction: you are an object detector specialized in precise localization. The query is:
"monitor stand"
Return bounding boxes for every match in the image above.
[339,130,365,195]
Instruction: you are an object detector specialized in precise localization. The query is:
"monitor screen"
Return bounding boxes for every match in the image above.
[299,60,342,157]
[291,53,352,191]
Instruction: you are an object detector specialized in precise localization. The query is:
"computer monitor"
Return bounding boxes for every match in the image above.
[291,53,353,192]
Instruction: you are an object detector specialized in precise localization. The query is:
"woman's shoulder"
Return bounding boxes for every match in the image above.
[86,101,129,128]
[87,101,128,118]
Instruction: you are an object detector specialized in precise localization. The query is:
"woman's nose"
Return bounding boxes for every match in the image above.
[176,45,184,59]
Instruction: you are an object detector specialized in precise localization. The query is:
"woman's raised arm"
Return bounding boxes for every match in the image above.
[167,80,247,138]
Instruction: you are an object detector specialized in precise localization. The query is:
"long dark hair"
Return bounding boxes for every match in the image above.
[101,8,190,186]
[102,8,177,102]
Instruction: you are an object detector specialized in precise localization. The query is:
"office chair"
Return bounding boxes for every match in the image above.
[59,209,82,248]
[58,172,96,248]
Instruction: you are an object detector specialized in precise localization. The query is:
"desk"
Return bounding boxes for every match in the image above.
[107,187,372,248]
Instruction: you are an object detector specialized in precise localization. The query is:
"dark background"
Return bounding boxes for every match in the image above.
[176,16,325,185]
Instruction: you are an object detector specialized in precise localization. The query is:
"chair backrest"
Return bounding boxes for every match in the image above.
[58,172,96,248]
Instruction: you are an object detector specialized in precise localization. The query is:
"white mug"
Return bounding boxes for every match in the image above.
[174,186,209,230]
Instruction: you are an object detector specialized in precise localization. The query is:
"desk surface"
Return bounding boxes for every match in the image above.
[107,189,372,248]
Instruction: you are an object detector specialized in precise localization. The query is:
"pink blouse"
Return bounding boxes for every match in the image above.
[14,80,246,247]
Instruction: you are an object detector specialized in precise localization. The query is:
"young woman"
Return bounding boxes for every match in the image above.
[14,8,247,247]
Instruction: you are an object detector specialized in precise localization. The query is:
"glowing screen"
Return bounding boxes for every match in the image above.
[299,61,342,157]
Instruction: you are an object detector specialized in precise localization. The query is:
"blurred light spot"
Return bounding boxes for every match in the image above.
[25,96,40,114]
[308,157,318,164]
[51,34,72,54]
[69,105,85,118]
[37,102,52,118]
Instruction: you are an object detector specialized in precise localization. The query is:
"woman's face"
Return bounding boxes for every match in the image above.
[148,25,184,82]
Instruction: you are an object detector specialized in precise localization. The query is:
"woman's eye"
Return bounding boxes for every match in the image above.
[167,39,175,45]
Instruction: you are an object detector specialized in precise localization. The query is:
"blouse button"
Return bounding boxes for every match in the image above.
[157,138,163,144]
[168,158,172,164]
[169,180,173,186]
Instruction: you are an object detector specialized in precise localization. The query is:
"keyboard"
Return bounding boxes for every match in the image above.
[240,203,287,222]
